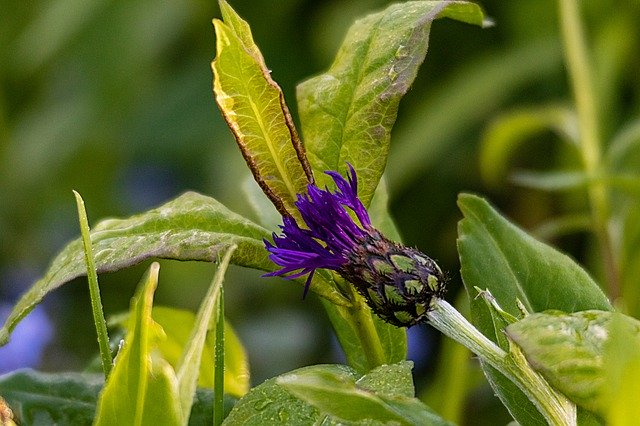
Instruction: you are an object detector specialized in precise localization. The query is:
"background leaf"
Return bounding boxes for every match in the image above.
[0,192,273,347]
[479,105,577,188]
[456,193,612,424]
[297,1,485,206]
[212,0,312,219]
[131,307,250,398]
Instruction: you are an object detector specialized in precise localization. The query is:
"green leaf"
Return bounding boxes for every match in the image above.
[297,1,486,206]
[603,312,640,424]
[0,370,102,425]
[176,246,235,419]
[505,310,608,412]
[132,307,250,398]
[94,263,183,425]
[456,193,612,424]
[212,0,312,219]
[480,105,577,187]
[277,362,451,426]
[0,192,272,347]
[506,310,640,421]
[225,362,450,425]
[0,370,233,426]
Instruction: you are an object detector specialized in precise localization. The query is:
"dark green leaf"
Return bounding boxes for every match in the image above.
[297,1,485,206]
[0,369,233,426]
[456,193,612,424]
[0,192,272,347]
[0,370,102,425]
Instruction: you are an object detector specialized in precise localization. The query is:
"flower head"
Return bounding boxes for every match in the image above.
[264,165,446,327]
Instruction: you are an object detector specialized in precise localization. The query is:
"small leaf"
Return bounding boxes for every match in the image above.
[212,0,312,219]
[94,263,183,425]
[456,193,612,424]
[297,1,486,206]
[0,192,272,347]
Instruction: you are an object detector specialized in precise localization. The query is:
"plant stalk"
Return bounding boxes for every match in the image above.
[213,286,225,426]
[558,0,619,299]
[73,191,113,379]
[427,299,576,425]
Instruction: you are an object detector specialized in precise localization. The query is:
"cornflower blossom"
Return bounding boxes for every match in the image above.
[264,165,446,327]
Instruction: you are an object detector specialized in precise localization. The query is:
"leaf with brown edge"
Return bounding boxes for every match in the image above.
[212,0,312,220]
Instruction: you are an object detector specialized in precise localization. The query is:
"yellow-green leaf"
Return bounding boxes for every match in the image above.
[212,1,312,219]
[94,263,183,426]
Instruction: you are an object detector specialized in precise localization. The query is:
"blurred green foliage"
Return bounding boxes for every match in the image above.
[1,0,639,423]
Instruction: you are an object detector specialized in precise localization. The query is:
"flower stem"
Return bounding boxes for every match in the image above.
[427,299,576,425]
[349,297,388,370]
[558,0,619,299]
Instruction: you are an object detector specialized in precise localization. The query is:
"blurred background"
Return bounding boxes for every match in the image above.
[1,0,638,423]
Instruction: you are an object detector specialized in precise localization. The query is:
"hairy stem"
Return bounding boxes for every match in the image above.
[427,299,576,425]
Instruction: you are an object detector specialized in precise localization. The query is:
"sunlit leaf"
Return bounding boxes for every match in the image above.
[506,310,640,422]
[603,312,640,425]
[175,246,234,418]
[506,310,609,412]
[297,1,486,206]
[138,307,250,398]
[0,192,273,347]
[94,263,183,425]
[212,0,312,219]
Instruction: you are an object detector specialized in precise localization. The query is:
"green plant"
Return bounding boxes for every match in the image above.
[1,1,640,424]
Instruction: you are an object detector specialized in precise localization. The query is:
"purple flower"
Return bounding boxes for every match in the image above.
[264,165,446,327]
